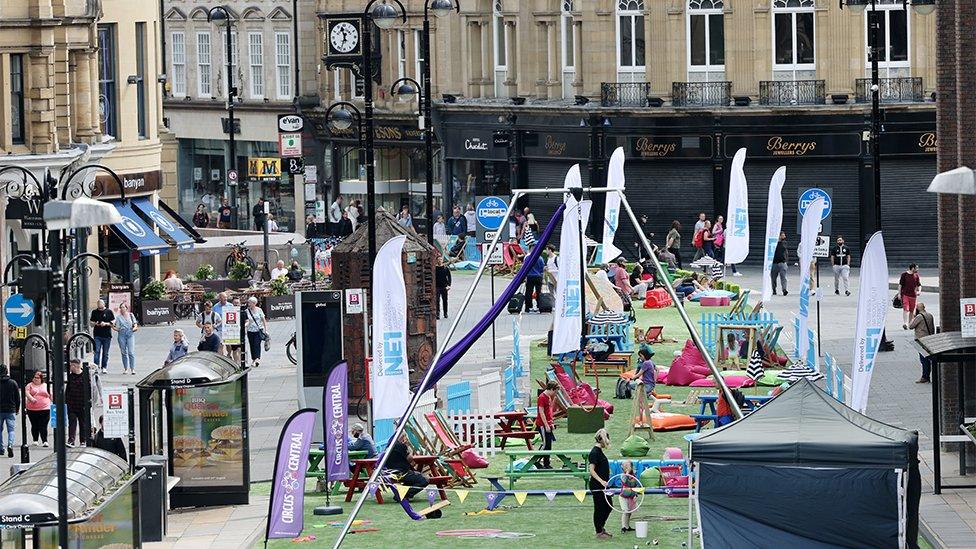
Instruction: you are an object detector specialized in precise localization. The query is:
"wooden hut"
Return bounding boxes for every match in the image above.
[330,208,437,401]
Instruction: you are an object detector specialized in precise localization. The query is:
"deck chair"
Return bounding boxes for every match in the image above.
[547,366,613,418]
[404,419,477,488]
[635,325,665,344]
[423,411,475,459]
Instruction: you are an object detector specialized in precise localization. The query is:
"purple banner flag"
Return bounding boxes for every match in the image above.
[266,408,317,540]
[325,361,350,481]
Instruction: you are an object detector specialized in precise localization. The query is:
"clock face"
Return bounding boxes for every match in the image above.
[330,21,359,54]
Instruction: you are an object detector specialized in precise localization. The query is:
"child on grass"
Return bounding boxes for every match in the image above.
[620,460,640,532]
[725,333,741,369]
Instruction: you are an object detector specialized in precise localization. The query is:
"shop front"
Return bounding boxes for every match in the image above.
[305,115,442,234]
[520,129,590,229]
[879,122,938,267]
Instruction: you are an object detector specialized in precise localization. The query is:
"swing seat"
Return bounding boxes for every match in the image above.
[417,499,451,518]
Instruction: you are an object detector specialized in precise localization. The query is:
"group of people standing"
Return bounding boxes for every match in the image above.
[327,196,365,237]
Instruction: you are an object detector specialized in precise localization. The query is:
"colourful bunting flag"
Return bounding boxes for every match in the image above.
[544,491,557,502]
[634,487,645,494]
[426,487,438,505]
[367,482,378,496]
[514,492,528,506]
[395,484,410,500]
[573,490,587,503]
[455,490,469,503]
[485,492,498,507]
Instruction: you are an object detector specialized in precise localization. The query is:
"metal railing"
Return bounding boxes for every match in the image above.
[601,82,651,107]
[855,77,924,103]
[672,81,732,107]
[758,79,826,106]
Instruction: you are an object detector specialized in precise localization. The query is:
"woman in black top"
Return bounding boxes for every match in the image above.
[588,428,613,539]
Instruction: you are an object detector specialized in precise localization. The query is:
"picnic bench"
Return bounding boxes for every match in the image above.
[343,454,451,504]
[307,449,368,479]
[504,449,591,490]
[693,393,773,431]
[582,352,632,376]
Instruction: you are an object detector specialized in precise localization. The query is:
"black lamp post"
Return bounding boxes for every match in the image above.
[390,0,459,243]
[840,0,935,239]
[208,6,238,227]
[325,101,366,255]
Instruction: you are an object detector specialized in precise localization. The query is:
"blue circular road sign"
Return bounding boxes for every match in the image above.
[476,196,508,231]
[798,188,832,220]
[4,293,35,327]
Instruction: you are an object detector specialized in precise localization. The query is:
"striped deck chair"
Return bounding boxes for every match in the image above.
[407,417,476,487]
[423,411,473,459]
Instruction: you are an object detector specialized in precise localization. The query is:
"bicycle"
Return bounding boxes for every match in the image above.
[224,241,257,277]
[286,332,297,365]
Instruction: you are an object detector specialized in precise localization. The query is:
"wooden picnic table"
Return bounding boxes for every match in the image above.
[451,410,537,450]
[306,449,368,479]
[504,449,591,490]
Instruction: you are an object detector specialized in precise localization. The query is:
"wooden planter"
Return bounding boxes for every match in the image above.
[140,300,175,325]
[264,294,295,319]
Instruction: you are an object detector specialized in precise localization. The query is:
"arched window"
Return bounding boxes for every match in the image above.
[864,0,910,78]
[772,0,815,79]
[616,0,645,81]
[687,0,724,81]
[561,0,575,98]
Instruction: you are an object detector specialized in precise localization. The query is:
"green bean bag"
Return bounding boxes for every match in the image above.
[620,435,650,457]
[639,466,660,488]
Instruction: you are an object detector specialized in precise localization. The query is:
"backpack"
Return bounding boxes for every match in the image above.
[615,378,632,400]
[693,230,704,249]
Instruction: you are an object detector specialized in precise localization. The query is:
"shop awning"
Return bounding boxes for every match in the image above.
[157,199,206,243]
[110,200,170,256]
[0,447,129,526]
[136,351,244,389]
[131,197,195,249]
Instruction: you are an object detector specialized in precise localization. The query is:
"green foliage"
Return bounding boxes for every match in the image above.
[195,263,217,281]
[203,290,217,302]
[228,261,252,281]
[141,279,166,301]
[269,277,289,297]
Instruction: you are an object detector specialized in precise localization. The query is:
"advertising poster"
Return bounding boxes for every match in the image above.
[961,298,976,338]
[223,310,241,346]
[107,284,132,316]
[172,383,245,487]
[101,387,129,439]
[37,484,136,548]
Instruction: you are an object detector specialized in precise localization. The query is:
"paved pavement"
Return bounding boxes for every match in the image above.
[4,263,974,547]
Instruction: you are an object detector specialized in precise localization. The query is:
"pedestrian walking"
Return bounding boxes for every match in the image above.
[666,220,683,268]
[0,365,19,457]
[217,198,233,229]
[253,197,267,231]
[702,220,715,258]
[588,428,613,540]
[464,203,477,238]
[771,231,790,296]
[165,329,189,365]
[830,236,852,296]
[65,359,86,447]
[692,212,707,261]
[89,299,114,373]
[900,263,922,329]
[337,211,354,237]
[113,302,139,375]
[433,215,446,237]
[192,204,210,228]
[909,303,935,383]
[397,205,413,229]
[713,214,739,276]
[446,206,466,236]
[435,257,451,319]
[534,381,558,468]
[524,255,545,313]
[24,371,50,447]
[197,322,223,354]
[244,296,268,368]
[544,245,559,293]
[196,300,223,335]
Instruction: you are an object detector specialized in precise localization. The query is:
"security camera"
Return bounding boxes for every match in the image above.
[157,74,169,84]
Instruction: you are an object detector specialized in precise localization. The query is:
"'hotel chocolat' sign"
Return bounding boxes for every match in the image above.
[724,133,862,158]
[623,135,712,159]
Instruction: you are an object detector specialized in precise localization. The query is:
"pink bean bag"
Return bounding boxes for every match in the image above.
[656,367,669,383]
[662,447,683,460]
[665,340,710,386]
[689,378,717,387]
[690,376,756,388]
[700,295,731,307]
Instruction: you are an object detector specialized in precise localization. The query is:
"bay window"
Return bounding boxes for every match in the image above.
[772,0,815,81]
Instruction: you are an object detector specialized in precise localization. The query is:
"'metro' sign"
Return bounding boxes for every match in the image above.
[248,157,281,179]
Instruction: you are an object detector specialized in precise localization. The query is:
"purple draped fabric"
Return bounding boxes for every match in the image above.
[416,203,566,392]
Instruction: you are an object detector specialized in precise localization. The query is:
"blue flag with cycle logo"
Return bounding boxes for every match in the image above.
[371,235,409,421]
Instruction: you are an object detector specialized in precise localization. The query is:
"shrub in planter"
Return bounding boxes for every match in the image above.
[229,261,252,281]
[141,279,166,300]
[203,290,217,303]
[195,264,217,281]
[269,278,289,297]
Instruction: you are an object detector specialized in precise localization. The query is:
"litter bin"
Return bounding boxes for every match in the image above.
[138,454,168,541]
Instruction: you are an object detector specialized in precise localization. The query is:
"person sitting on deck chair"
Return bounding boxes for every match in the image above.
[384,433,429,500]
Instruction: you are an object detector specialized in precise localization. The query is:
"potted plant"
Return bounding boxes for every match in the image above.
[265,277,294,319]
[139,279,175,325]
[228,261,253,281]
[195,264,217,281]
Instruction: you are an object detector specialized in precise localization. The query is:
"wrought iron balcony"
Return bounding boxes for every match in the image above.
[758,80,826,106]
[672,81,732,107]
[601,82,651,107]
[855,77,924,104]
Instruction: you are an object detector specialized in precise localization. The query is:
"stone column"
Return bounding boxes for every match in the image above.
[467,20,482,98]
[481,20,492,97]
[505,20,517,96]
[546,21,558,99]
[74,49,97,143]
[573,20,583,95]
[28,48,56,153]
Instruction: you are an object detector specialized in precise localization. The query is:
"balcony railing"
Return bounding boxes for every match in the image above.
[759,80,826,106]
[672,81,732,107]
[601,82,651,107]
[855,77,924,104]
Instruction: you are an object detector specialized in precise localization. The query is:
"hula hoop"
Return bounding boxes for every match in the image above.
[436,529,503,537]
[604,473,645,515]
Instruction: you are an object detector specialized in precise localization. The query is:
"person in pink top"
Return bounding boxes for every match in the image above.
[24,370,51,446]
[612,258,632,295]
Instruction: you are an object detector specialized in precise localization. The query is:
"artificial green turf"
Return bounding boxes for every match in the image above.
[262,300,736,548]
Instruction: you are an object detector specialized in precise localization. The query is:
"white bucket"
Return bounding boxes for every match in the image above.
[635,521,649,538]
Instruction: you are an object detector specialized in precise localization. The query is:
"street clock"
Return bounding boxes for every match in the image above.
[324,17,363,59]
